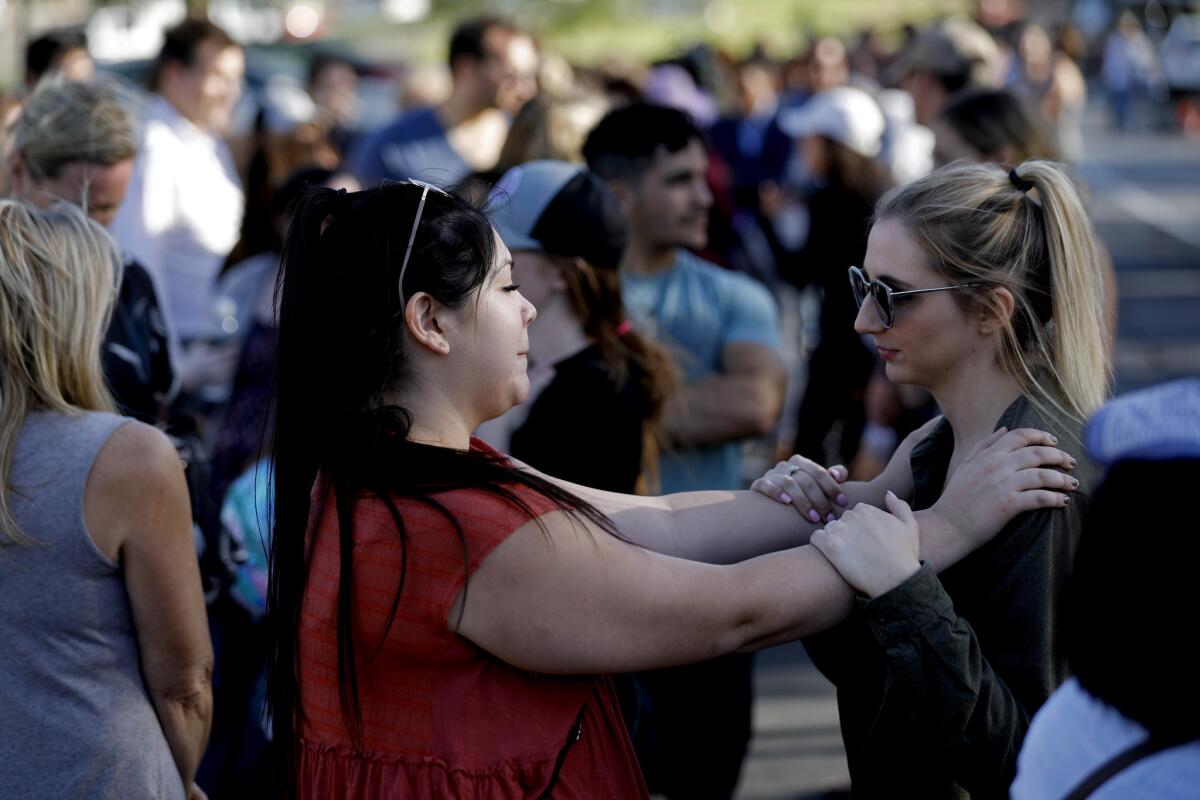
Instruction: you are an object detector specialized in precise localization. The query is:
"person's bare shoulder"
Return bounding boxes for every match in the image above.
[85,420,189,561]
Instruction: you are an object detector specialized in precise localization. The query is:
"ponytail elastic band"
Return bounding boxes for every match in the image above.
[320,188,352,236]
[1009,168,1034,193]
[615,320,634,336]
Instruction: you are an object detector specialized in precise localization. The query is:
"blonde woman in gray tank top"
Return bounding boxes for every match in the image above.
[0,201,212,799]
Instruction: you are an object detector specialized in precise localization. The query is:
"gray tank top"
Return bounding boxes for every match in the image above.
[0,410,185,799]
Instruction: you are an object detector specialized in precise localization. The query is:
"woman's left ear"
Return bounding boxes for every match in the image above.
[405,292,453,355]
[979,287,1016,335]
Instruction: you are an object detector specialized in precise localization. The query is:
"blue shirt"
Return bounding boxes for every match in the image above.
[621,249,781,493]
[346,106,470,187]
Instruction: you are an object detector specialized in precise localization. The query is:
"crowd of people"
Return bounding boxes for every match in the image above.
[1,5,1197,799]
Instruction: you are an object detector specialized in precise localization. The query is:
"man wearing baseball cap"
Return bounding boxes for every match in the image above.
[888,18,1003,126]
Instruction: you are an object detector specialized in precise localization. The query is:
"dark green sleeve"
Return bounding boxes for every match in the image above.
[857,505,1073,796]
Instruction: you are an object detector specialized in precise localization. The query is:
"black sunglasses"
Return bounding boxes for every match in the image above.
[848,266,978,329]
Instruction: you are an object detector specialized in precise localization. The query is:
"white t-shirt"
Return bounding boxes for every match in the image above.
[111,96,244,341]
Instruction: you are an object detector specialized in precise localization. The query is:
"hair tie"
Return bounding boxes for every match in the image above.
[1009,168,1034,193]
[320,188,352,236]
[615,320,634,336]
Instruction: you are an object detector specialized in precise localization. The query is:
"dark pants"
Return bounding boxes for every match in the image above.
[627,653,755,799]
[195,599,271,799]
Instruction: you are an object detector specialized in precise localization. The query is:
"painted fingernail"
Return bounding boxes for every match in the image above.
[1051,436,1058,444]
[1063,496,1071,504]
[780,492,792,504]
[1069,457,1077,467]
[808,510,821,523]
[826,513,836,523]
[836,493,848,507]
[1071,477,1079,488]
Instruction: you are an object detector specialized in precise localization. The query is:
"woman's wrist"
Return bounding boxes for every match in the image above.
[860,557,922,598]
[913,506,974,573]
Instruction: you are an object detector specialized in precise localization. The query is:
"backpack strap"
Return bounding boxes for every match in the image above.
[1062,734,1196,800]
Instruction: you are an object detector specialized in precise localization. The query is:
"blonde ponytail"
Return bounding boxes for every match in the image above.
[875,159,1110,425]
[1011,161,1108,418]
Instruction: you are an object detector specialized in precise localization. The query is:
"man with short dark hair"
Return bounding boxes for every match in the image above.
[110,17,244,388]
[583,103,787,799]
[347,16,538,186]
[584,104,786,494]
[24,29,93,90]
[306,53,360,156]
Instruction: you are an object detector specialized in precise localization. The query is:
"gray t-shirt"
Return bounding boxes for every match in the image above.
[0,410,184,799]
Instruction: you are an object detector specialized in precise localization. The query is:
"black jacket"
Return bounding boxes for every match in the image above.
[803,395,1100,798]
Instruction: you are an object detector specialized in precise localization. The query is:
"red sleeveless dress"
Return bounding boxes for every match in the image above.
[297,439,648,798]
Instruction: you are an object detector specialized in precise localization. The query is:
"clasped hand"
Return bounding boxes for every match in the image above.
[811,492,920,597]
[752,426,1081,597]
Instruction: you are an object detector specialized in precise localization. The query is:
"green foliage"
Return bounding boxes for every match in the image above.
[336,0,969,66]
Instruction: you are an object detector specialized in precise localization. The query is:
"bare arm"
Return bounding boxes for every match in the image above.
[518,423,1076,568]
[458,429,1082,676]
[85,422,213,792]
[751,417,939,521]
[662,341,787,447]
[452,510,854,675]
[518,461,819,564]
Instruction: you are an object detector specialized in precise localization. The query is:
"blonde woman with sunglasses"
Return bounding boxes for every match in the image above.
[267,179,1083,799]
[754,159,1109,797]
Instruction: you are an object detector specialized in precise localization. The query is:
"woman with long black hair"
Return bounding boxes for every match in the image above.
[267,181,1079,798]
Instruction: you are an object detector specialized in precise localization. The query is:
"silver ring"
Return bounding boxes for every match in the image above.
[787,464,801,476]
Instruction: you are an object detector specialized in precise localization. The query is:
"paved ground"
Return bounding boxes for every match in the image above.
[1075,117,1200,393]
[733,103,1200,800]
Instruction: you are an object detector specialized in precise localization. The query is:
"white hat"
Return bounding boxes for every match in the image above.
[779,86,886,158]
